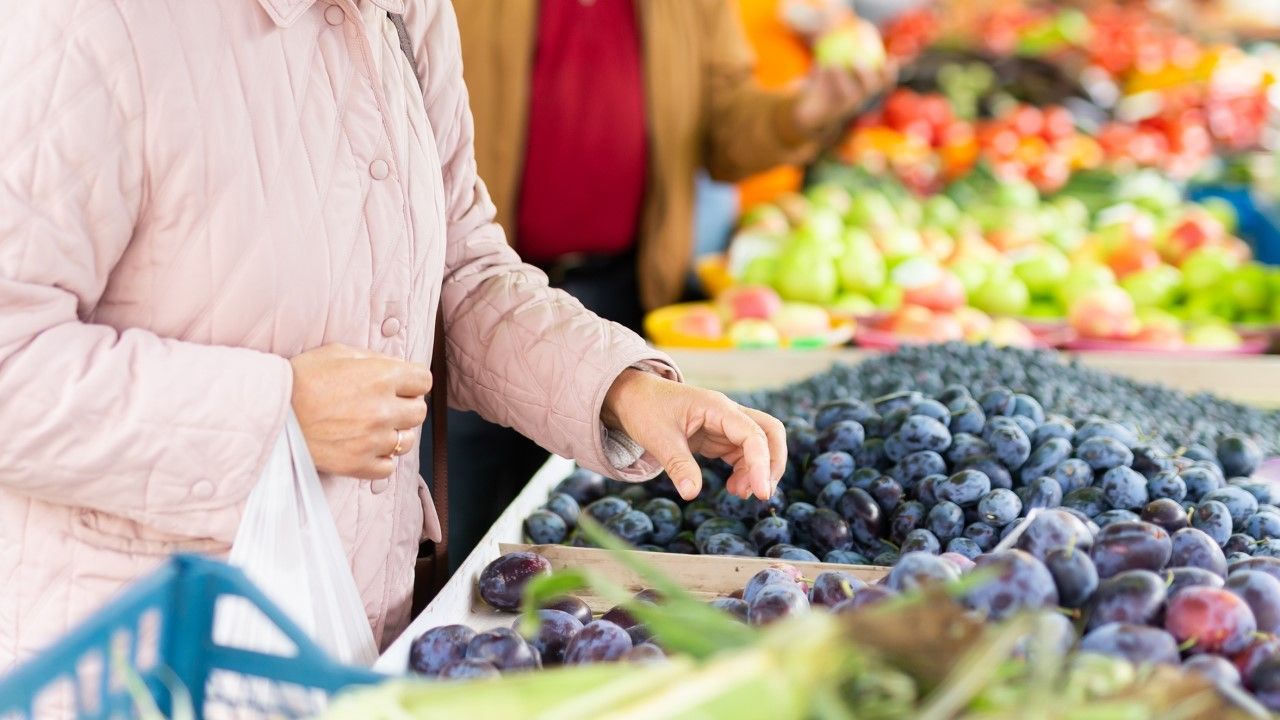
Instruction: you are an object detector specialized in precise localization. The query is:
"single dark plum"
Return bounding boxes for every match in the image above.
[814,399,873,431]
[897,415,951,454]
[806,507,853,553]
[605,510,654,546]
[702,533,757,557]
[1044,547,1098,609]
[949,402,986,436]
[1183,654,1241,687]
[835,488,882,546]
[809,571,867,606]
[694,518,748,549]
[1226,570,1280,635]
[978,388,1016,417]
[749,516,791,551]
[1246,512,1280,542]
[1099,467,1149,511]
[1061,487,1111,519]
[824,550,870,564]
[1090,521,1171,578]
[926,501,965,544]
[709,596,749,622]
[747,583,810,625]
[946,537,983,560]
[802,451,855,496]
[1230,557,1280,583]
[816,480,848,510]
[1165,567,1224,598]
[1019,438,1073,485]
[1073,419,1138,447]
[1086,570,1167,631]
[766,544,821,562]
[1170,528,1228,577]
[478,552,553,612]
[1023,476,1064,511]
[556,469,607,505]
[1226,533,1259,556]
[911,398,951,425]
[744,566,805,605]
[957,455,1013,491]
[889,501,927,545]
[544,493,581,528]
[583,497,631,525]
[684,501,717,530]
[409,624,475,676]
[946,434,990,466]
[964,550,1057,620]
[1079,623,1180,666]
[564,621,632,664]
[963,522,999,552]
[818,420,866,454]
[642,498,683,546]
[1218,434,1263,479]
[1093,510,1140,528]
[1204,487,1260,530]
[831,585,897,612]
[1053,458,1094,494]
[1192,500,1234,546]
[516,609,584,665]
[438,659,501,680]
[900,528,941,555]
[986,421,1031,471]
[1032,417,1075,447]
[1014,509,1095,561]
[466,628,539,671]
[1140,498,1189,534]
[541,596,592,626]
[1146,471,1187,503]
[887,551,959,592]
[1076,436,1134,472]
[524,509,568,545]
[869,476,904,514]
[1182,466,1223,502]
[936,470,991,507]
[897,451,947,487]
[978,489,1022,528]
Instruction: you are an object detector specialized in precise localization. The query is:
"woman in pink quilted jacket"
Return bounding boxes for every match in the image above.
[0,0,785,665]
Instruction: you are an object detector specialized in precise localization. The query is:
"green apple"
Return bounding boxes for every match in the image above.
[971,270,1031,317]
[739,203,789,234]
[1228,264,1270,313]
[845,191,898,231]
[1045,225,1086,253]
[949,257,992,296]
[1184,321,1243,350]
[831,293,877,316]
[993,179,1040,210]
[1052,195,1091,228]
[1182,288,1239,323]
[836,229,886,295]
[1199,196,1239,235]
[814,19,886,72]
[805,183,852,215]
[872,284,904,312]
[1024,300,1064,320]
[1120,265,1182,308]
[741,254,778,286]
[922,195,961,230]
[774,242,839,305]
[1055,262,1117,308]
[793,207,845,258]
[1181,246,1240,293]
[1012,247,1071,297]
[876,226,925,259]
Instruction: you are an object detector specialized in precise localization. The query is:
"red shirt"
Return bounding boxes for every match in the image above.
[515,0,648,263]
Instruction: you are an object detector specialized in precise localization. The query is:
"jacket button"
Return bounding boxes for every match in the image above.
[370,478,389,494]
[369,159,390,180]
[324,4,345,25]
[191,480,215,500]
[381,317,401,337]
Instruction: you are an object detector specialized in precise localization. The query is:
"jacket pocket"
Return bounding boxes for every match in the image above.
[70,509,230,557]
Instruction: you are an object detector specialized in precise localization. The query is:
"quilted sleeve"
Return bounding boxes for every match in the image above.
[700,0,827,182]
[0,2,292,542]
[403,0,679,481]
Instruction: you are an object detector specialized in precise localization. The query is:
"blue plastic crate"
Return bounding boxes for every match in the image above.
[1188,184,1280,266]
[0,554,382,719]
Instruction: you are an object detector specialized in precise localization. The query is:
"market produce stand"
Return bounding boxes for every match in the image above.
[667,347,1280,406]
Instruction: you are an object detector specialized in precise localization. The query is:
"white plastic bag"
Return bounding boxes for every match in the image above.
[213,411,378,667]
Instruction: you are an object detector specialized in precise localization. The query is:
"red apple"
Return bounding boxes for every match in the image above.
[903,270,966,312]
[1069,286,1140,340]
[673,306,724,339]
[954,306,994,341]
[885,304,936,340]
[716,285,783,322]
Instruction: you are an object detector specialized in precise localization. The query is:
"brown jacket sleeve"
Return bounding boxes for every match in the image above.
[700,0,828,182]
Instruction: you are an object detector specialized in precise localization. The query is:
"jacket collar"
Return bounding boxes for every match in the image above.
[257,0,408,28]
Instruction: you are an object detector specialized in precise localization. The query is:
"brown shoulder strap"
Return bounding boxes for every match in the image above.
[391,11,450,586]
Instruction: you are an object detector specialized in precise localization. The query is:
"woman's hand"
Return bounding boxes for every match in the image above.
[290,344,431,479]
[794,60,897,135]
[602,370,787,502]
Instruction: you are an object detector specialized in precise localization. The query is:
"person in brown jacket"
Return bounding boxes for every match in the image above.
[442,0,894,565]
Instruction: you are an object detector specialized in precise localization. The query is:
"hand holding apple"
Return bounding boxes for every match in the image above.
[795,54,896,135]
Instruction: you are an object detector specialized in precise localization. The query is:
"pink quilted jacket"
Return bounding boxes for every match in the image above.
[0,0,675,665]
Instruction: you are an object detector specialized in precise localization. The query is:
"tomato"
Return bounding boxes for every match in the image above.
[1008,105,1044,137]
[1041,106,1075,141]
[882,89,919,131]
